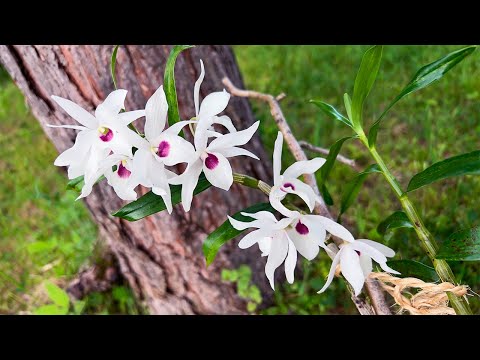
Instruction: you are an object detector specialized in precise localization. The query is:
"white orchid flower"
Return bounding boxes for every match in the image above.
[285,211,355,261]
[318,226,399,296]
[123,85,196,213]
[269,132,326,217]
[228,211,300,290]
[49,89,145,180]
[193,59,237,135]
[171,118,260,212]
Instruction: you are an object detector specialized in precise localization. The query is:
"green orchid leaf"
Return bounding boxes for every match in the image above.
[343,93,353,121]
[310,100,352,128]
[385,260,439,282]
[321,184,333,206]
[164,45,195,125]
[67,175,105,193]
[437,226,480,261]
[111,45,120,89]
[112,173,211,221]
[320,136,355,186]
[368,46,476,146]
[339,164,382,218]
[377,211,414,235]
[351,45,383,130]
[203,203,275,266]
[45,281,70,309]
[407,150,480,192]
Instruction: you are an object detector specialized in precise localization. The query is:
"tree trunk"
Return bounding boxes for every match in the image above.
[0,45,273,314]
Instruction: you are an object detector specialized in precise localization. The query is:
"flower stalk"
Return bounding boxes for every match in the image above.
[358,132,472,315]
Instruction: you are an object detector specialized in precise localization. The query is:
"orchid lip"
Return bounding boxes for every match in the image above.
[98,127,114,142]
[117,160,131,179]
[204,153,219,170]
[295,220,309,235]
[281,182,295,192]
[157,140,170,158]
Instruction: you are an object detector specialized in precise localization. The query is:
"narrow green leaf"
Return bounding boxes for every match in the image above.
[343,93,353,121]
[339,164,381,218]
[320,136,355,186]
[321,184,333,206]
[45,281,69,308]
[33,304,68,315]
[407,150,480,192]
[66,175,105,193]
[310,100,352,128]
[111,45,120,89]
[437,226,480,261]
[203,203,275,266]
[112,173,211,221]
[351,45,383,130]
[368,46,476,146]
[385,260,439,282]
[164,45,195,125]
[377,211,414,235]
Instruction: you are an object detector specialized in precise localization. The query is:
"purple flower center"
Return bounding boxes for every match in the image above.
[295,220,309,235]
[281,182,295,192]
[205,153,219,170]
[117,162,131,179]
[157,141,170,157]
[99,128,114,142]
[100,128,113,142]
[355,250,361,256]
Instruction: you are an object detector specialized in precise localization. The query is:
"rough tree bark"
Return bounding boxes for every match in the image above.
[0,45,273,314]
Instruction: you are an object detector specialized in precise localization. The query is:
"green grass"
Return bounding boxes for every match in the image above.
[234,45,480,314]
[2,46,480,314]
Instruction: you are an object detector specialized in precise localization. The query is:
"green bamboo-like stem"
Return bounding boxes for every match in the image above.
[233,173,272,195]
[359,134,472,315]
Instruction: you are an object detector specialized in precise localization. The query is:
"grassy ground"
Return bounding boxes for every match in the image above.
[1,46,479,314]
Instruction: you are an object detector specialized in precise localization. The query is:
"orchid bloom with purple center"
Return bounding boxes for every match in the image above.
[318,226,399,296]
[228,211,301,290]
[121,85,196,214]
[269,132,326,218]
[47,89,145,181]
[169,61,260,212]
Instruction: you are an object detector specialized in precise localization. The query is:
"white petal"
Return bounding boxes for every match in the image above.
[318,250,342,294]
[198,90,230,120]
[202,152,233,191]
[352,241,400,274]
[265,232,289,290]
[268,190,300,218]
[145,85,168,141]
[359,254,373,277]
[357,239,396,258]
[216,147,259,160]
[238,229,270,249]
[194,117,214,151]
[117,127,149,151]
[281,178,317,212]
[178,160,203,212]
[47,124,88,131]
[273,132,283,185]
[194,59,205,116]
[213,115,237,133]
[131,149,152,187]
[152,133,196,166]
[316,217,355,243]
[54,130,95,167]
[302,215,328,246]
[284,237,297,284]
[240,211,277,223]
[163,120,196,136]
[287,218,322,261]
[95,89,127,120]
[324,243,339,260]
[51,95,97,129]
[258,236,272,256]
[283,157,326,179]
[148,160,172,213]
[118,110,146,126]
[207,121,259,152]
[340,246,366,296]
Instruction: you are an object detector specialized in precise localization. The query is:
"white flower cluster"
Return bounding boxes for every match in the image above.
[50,59,399,296]
[229,132,399,294]
[49,60,259,213]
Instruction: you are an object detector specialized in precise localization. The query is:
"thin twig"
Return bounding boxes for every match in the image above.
[223,77,391,315]
[299,140,360,171]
